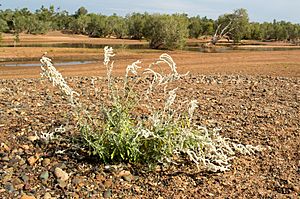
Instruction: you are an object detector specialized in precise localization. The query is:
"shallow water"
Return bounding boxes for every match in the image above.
[0,43,148,49]
[2,42,300,53]
[0,60,96,67]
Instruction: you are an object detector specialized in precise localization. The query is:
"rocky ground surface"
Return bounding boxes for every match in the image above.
[0,75,299,198]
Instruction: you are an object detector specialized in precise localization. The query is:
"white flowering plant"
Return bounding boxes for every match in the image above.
[40,47,261,172]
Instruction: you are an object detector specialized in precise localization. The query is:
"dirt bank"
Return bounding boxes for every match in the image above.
[1,48,300,79]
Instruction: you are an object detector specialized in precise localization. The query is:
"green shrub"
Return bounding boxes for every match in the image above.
[143,14,189,49]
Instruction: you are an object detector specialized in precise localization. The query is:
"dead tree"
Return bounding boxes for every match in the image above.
[210,19,234,45]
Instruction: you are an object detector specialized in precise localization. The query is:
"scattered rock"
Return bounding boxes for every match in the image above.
[27,155,38,166]
[1,143,10,151]
[118,170,132,182]
[118,170,134,182]
[57,179,68,188]
[72,177,83,186]
[42,158,51,167]
[12,178,23,189]
[54,167,69,181]
[2,156,9,162]
[21,194,36,199]
[104,179,113,188]
[0,75,299,198]
[27,136,39,142]
[21,174,29,183]
[39,171,49,181]
[122,175,132,183]
[103,189,112,198]
[19,158,26,165]
[2,172,13,184]
[5,183,14,192]
[43,193,52,199]
[21,145,30,150]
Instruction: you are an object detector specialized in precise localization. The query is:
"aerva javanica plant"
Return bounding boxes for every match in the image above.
[40,46,261,172]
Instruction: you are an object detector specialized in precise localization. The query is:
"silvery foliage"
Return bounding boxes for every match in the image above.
[40,47,262,172]
[35,125,65,142]
[40,55,79,104]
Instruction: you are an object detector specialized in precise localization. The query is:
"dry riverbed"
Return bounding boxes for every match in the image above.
[0,33,299,198]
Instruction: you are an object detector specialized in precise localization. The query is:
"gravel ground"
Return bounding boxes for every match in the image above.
[0,75,299,198]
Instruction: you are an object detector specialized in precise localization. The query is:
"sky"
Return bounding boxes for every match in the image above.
[0,0,299,23]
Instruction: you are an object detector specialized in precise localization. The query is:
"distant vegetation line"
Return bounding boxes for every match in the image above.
[0,6,300,49]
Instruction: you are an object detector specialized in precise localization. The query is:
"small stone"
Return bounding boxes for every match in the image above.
[12,149,19,154]
[57,179,67,188]
[5,183,14,192]
[21,174,29,183]
[118,170,131,177]
[27,156,38,166]
[12,177,24,189]
[9,158,20,164]
[293,185,299,193]
[14,183,24,190]
[1,143,10,151]
[104,179,113,188]
[27,136,39,142]
[2,156,9,162]
[71,192,80,199]
[39,171,49,181]
[19,158,26,165]
[96,174,105,182]
[43,193,52,199]
[103,189,112,198]
[118,170,132,182]
[2,174,12,183]
[12,177,22,185]
[42,158,51,167]
[54,167,69,181]
[72,177,82,185]
[24,183,31,190]
[21,145,30,150]
[21,194,36,199]
[46,96,52,100]
[122,175,132,182]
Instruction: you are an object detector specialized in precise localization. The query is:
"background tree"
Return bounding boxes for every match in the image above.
[188,16,203,38]
[69,6,90,34]
[0,9,14,32]
[0,6,300,47]
[34,6,55,33]
[144,14,189,49]
[211,8,249,45]
[53,10,72,30]
[75,6,88,18]
[247,22,262,40]
[0,17,8,32]
[70,14,90,34]
[104,14,127,38]
[86,13,106,37]
[127,12,146,40]
[229,8,249,43]
[201,17,214,36]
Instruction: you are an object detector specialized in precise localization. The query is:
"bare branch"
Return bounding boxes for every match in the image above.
[209,17,235,46]
[214,24,222,37]
[219,19,233,36]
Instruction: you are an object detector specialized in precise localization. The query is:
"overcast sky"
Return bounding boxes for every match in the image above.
[1,0,299,23]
